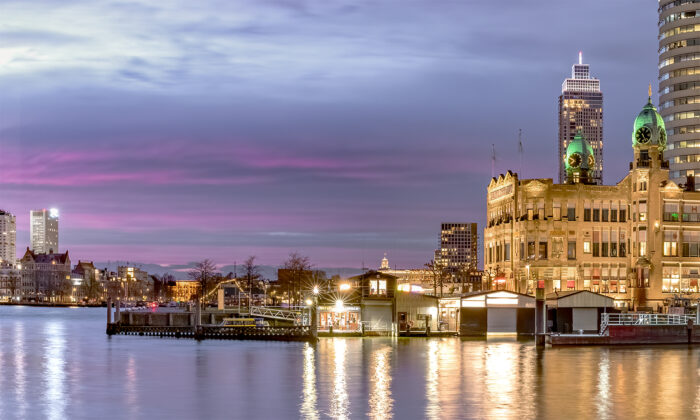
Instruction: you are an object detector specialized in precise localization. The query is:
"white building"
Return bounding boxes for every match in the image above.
[0,210,16,266]
[558,52,603,184]
[30,208,59,254]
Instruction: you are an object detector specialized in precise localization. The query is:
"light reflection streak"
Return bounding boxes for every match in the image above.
[484,343,516,419]
[368,346,393,419]
[329,339,349,419]
[300,343,319,420]
[14,323,27,419]
[425,340,439,419]
[125,355,138,418]
[596,351,610,419]
[44,321,66,420]
[694,365,700,417]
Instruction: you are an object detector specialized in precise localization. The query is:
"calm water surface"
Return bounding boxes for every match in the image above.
[1,306,700,419]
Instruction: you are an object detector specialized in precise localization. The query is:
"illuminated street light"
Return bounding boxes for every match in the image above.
[339,283,351,292]
[312,285,319,295]
[334,299,344,312]
[305,298,312,306]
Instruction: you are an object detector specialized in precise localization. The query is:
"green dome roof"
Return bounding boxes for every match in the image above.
[632,97,666,150]
[565,130,595,173]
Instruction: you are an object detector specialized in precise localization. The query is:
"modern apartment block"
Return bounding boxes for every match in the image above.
[0,210,16,266]
[658,0,700,189]
[435,223,478,271]
[558,52,603,184]
[30,209,59,254]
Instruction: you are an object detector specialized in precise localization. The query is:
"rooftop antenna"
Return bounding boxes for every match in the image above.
[649,83,652,100]
[578,50,582,65]
[491,144,496,178]
[518,129,523,178]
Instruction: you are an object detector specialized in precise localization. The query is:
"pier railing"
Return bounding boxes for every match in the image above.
[600,313,696,334]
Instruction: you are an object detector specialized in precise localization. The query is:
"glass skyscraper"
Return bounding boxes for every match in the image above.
[659,0,700,189]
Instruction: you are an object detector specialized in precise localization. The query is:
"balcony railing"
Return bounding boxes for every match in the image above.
[600,313,695,334]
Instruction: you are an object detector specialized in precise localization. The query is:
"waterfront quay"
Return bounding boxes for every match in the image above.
[105,298,318,342]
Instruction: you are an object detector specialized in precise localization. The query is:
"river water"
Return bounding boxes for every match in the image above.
[1,306,700,419]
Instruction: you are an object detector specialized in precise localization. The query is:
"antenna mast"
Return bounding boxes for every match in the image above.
[518,129,523,178]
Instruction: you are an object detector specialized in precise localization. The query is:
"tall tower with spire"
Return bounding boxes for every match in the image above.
[558,52,603,184]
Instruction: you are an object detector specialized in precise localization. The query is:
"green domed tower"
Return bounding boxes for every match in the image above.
[632,92,666,152]
[565,130,595,184]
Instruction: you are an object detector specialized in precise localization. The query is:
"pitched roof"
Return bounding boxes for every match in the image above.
[22,247,70,264]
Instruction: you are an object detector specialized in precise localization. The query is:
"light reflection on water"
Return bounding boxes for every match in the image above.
[2,307,700,419]
[44,321,66,420]
[300,343,319,420]
[367,345,392,419]
[329,338,349,419]
[14,323,27,419]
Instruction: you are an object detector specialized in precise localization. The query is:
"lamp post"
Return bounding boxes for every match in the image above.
[526,264,531,294]
[310,286,319,339]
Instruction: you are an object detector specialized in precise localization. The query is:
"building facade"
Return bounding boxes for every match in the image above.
[19,248,71,302]
[30,208,59,254]
[558,52,603,184]
[659,0,700,189]
[378,254,481,295]
[0,210,16,266]
[173,280,201,302]
[0,265,21,301]
[72,260,100,302]
[434,223,478,272]
[485,96,700,311]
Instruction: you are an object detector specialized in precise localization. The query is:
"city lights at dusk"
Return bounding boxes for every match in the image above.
[3,1,700,419]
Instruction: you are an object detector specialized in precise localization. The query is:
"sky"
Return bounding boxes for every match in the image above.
[0,0,660,269]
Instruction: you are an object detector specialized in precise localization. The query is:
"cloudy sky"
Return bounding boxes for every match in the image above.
[0,0,659,268]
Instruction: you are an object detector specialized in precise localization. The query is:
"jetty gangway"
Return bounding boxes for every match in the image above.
[249,306,302,323]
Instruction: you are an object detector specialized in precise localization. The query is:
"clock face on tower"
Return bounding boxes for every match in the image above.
[568,152,582,168]
[636,126,652,144]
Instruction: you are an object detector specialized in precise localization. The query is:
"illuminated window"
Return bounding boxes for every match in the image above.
[583,241,591,253]
[664,231,679,256]
[553,206,561,221]
[370,280,386,295]
[662,266,680,293]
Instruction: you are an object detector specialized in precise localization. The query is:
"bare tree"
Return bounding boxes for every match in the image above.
[425,259,448,297]
[242,256,261,308]
[85,276,102,303]
[281,252,311,306]
[160,273,176,302]
[456,261,474,294]
[188,259,218,307]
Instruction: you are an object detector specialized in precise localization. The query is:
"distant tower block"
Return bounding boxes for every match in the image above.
[30,208,59,254]
[558,52,603,184]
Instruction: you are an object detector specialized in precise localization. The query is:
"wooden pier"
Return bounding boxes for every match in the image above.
[107,323,315,341]
[105,298,317,342]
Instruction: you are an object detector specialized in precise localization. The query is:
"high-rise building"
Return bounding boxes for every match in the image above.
[0,210,16,266]
[658,2,700,189]
[30,208,59,254]
[435,223,478,271]
[558,52,603,184]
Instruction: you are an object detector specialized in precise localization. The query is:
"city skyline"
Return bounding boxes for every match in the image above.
[1,0,658,267]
